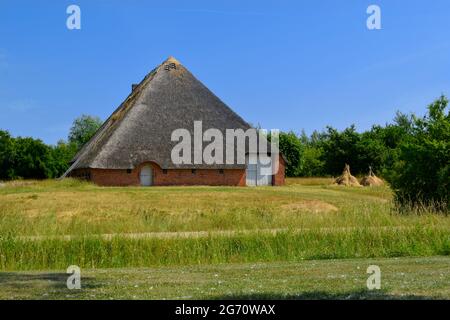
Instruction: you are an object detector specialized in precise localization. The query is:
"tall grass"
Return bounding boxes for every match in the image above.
[1,227,449,270]
[0,179,447,236]
[0,179,448,271]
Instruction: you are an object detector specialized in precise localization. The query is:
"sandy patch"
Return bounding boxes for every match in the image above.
[281,200,338,213]
[4,181,36,187]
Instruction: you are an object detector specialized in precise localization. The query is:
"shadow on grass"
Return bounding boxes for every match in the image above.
[0,272,99,290]
[212,290,433,300]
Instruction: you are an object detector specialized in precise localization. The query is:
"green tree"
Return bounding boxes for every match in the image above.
[49,140,78,178]
[278,131,304,177]
[320,125,362,175]
[299,145,325,176]
[0,130,14,180]
[366,114,413,179]
[68,115,102,150]
[390,96,450,210]
[9,137,53,179]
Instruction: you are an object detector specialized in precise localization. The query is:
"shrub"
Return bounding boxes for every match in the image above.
[389,96,449,210]
[278,131,303,176]
[0,130,14,180]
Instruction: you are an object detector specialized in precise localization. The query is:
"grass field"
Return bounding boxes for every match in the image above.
[0,178,449,299]
[1,256,449,300]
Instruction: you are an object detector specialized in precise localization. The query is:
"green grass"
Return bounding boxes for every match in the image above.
[0,178,448,271]
[0,178,446,236]
[1,227,449,271]
[1,256,449,300]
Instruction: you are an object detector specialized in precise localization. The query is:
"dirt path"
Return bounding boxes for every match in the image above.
[17,225,426,241]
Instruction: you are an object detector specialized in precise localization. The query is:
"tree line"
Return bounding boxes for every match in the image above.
[0,115,102,180]
[278,96,449,209]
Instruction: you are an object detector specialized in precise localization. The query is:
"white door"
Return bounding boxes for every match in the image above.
[246,154,272,186]
[140,166,153,186]
[246,162,257,186]
[257,164,272,186]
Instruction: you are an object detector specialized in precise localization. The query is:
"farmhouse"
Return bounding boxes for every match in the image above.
[63,57,285,186]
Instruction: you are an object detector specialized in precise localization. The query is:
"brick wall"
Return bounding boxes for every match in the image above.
[71,165,245,187]
[273,155,286,186]
[70,154,285,187]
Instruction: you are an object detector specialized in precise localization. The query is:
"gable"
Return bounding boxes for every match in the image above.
[64,57,252,174]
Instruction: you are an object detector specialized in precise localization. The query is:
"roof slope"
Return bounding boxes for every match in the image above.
[63,57,253,174]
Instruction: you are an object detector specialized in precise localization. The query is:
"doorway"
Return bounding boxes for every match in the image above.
[140,165,153,186]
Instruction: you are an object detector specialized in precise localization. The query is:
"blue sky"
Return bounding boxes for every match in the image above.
[1,0,449,145]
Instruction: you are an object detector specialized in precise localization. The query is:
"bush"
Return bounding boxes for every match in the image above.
[49,140,78,177]
[0,130,14,180]
[299,145,325,177]
[319,126,362,175]
[278,131,303,177]
[389,96,450,210]
[0,114,100,180]
[9,137,53,179]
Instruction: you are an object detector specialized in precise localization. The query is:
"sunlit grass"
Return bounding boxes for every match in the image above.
[0,178,448,270]
[1,256,449,300]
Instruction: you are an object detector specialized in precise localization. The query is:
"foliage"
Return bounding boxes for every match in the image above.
[319,126,362,175]
[278,131,304,176]
[0,114,99,180]
[8,137,53,179]
[389,96,450,210]
[49,140,78,177]
[299,145,325,177]
[68,114,102,150]
[0,130,14,180]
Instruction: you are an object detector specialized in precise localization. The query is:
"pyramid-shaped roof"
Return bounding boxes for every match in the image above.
[64,57,252,175]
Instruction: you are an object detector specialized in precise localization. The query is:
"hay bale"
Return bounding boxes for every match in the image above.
[334,164,361,187]
[360,166,384,187]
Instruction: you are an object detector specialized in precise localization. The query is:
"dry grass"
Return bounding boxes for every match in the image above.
[0,178,448,271]
[0,178,447,237]
[0,178,448,299]
[285,177,334,186]
[280,200,338,213]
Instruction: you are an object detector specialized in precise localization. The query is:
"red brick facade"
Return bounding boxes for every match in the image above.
[70,155,285,187]
[273,155,286,186]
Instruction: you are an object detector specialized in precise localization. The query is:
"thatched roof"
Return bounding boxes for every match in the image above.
[64,56,264,175]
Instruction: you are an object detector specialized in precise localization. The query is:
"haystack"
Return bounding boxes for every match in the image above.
[360,166,384,187]
[334,164,361,187]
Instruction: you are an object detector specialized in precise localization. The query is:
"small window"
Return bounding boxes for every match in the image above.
[164,63,177,71]
[163,169,168,174]
[191,169,197,174]
[219,169,224,174]
[126,169,132,174]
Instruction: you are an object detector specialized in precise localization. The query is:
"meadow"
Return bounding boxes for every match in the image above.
[2,257,449,300]
[0,178,449,299]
